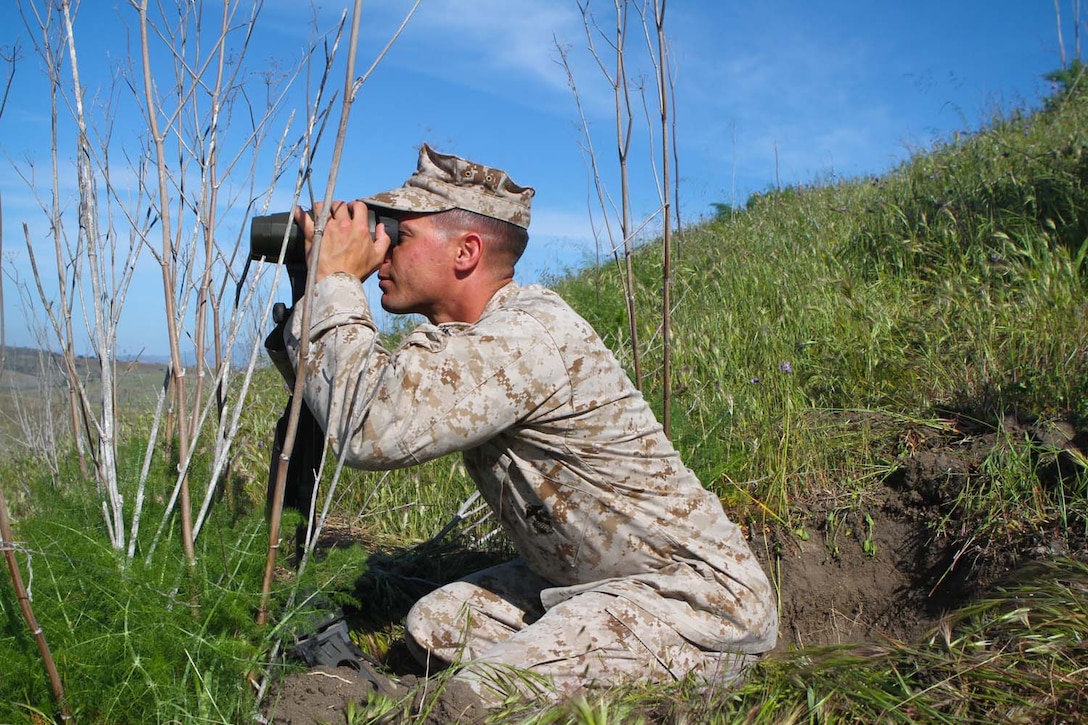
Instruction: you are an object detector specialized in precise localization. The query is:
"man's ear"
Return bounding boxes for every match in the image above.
[453,231,483,273]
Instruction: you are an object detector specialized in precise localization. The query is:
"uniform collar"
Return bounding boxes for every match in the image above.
[479,280,519,318]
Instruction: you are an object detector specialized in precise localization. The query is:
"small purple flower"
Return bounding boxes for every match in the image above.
[779,361,793,374]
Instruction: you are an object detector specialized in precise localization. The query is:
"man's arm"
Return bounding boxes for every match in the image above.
[286,275,564,470]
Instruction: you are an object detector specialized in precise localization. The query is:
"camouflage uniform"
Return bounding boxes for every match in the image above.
[285,145,777,706]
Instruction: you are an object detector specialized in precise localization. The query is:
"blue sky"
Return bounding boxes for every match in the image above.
[0,1,1071,358]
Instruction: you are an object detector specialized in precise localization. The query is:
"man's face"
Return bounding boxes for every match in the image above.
[375,213,456,321]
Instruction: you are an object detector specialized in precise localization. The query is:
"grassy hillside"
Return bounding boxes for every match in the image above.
[1,81,1087,724]
[559,81,1088,523]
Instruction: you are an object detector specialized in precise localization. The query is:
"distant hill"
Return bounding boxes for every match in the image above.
[2,345,88,380]
[0,345,167,387]
[0,345,169,452]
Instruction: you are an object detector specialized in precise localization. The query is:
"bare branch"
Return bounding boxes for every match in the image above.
[1,191,5,379]
[134,0,197,564]
[352,0,423,95]
[259,1,367,627]
[63,0,125,550]
[0,41,19,121]
[1,489,71,722]
[1057,0,1068,67]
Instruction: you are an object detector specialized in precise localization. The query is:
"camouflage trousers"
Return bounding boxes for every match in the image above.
[404,559,757,706]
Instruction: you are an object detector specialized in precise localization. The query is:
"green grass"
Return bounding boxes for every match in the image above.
[556,85,1088,529]
[3,76,1088,723]
[1,489,265,723]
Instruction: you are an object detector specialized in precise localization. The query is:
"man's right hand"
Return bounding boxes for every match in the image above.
[295,200,392,284]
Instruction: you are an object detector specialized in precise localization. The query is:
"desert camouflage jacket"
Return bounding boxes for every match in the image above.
[287,275,778,654]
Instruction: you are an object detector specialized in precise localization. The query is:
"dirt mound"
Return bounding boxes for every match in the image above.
[769,501,933,650]
[263,666,383,725]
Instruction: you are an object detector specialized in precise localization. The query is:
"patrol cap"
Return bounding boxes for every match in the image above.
[362,143,535,229]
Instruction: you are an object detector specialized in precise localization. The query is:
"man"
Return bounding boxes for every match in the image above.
[286,144,777,716]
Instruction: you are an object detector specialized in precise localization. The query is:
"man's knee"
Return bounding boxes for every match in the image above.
[405,583,478,666]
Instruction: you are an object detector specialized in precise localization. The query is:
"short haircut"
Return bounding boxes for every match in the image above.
[435,208,529,268]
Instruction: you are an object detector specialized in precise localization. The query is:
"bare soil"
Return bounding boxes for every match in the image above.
[772,415,1087,650]
[264,415,1088,723]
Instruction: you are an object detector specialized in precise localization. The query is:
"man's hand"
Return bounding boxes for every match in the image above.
[294,200,392,284]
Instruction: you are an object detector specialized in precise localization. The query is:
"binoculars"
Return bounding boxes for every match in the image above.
[249,209,400,265]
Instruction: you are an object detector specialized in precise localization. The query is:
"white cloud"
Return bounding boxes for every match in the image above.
[411,0,581,93]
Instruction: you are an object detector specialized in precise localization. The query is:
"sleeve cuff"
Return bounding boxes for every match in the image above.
[286,273,377,357]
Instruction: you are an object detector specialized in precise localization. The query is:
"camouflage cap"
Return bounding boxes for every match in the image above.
[362,143,535,229]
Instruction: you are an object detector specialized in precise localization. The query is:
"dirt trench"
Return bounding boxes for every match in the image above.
[767,416,1088,651]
